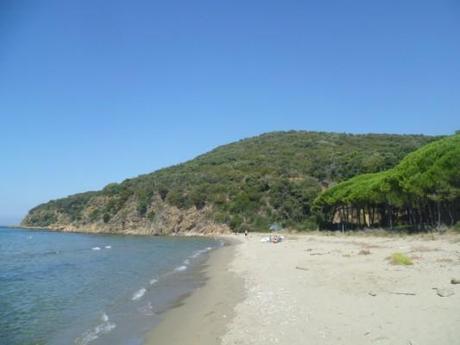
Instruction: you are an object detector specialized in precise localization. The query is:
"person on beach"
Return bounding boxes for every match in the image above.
[244,230,248,237]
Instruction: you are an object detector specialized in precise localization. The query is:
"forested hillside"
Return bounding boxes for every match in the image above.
[314,134,460,230]
[22,131,436,233]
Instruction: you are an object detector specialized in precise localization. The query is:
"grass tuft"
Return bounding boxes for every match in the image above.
[389,252,413,265]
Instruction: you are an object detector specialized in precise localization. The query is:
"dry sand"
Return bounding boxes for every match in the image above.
[148,233,460,345]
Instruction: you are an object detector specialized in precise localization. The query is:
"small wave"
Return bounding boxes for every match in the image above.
[101,313,109,322]
[149,278,158,285]
[92,247,101,251]
[132,288,146,301]
[183,258,190,265]
[75,313,116,345]
[191,249,205,258]
[104,245,111,249]
[138,302,155,316]
[191,246,213,259]
[174,265,187,272]
[190,251,201,259]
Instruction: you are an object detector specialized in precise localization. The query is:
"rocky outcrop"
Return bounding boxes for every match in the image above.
[22,194,231,235]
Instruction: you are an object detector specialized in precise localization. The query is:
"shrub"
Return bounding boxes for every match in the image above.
[89,209,100,221]
[389,252,413,265]
[103,213,111,224]
[147,211,156,221]
[453,221,460,233]
[166,190,190,209]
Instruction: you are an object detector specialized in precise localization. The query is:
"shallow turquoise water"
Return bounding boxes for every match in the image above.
[0,226,219,345]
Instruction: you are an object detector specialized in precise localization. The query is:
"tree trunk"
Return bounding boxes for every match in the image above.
[357,208,361,228]
[340,206,345,232]
[389,205,393,230]
[447,205,454,226]
[437,201,441,228]
[371,206,375,226]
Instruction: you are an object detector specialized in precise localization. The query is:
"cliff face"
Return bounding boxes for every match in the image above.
[22,194,230,235]
[22,131,436,234]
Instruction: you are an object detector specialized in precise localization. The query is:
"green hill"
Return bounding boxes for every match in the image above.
[22,131,436,234]
[314,134,460,230]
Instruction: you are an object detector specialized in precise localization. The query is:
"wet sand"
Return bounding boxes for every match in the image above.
[145,239,244,345]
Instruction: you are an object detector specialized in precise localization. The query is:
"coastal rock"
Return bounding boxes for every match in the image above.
[22,195,231,235]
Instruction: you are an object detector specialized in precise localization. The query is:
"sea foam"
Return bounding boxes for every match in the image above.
[132,288,146,301]
[75,313,116,345]
[174,265,187,272]
[138,302,155,316]
[190,246,213,259]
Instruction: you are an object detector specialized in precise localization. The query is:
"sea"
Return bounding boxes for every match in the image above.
[0,226,221,345]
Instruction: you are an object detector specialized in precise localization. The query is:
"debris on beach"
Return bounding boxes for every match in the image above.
[310,251,330,256]
[260,234,284,243]
[270,234,283,243]
[433,288,455,297]
[389,291,416,296]
[451,278,460,284]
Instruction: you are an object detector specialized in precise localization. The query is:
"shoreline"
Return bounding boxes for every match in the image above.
[6,226,460,344]
[144,232,460,345]
[0,226,227,345]
[6,225,233,239]
[145,236,244,345]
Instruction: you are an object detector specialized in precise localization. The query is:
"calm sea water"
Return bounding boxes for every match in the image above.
[0,226,220,345]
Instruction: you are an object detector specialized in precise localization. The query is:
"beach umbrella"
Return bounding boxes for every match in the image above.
[269,223,283,232]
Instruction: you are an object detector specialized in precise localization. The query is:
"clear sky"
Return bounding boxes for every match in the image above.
[1,0,459,225]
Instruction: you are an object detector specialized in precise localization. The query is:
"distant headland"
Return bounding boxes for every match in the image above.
[21,131,459,234]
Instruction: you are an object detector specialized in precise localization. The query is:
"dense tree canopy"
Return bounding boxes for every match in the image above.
[314,134,460,230]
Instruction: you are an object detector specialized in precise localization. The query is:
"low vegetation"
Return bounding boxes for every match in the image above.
[453,222,460,233]
[389,252,413,265]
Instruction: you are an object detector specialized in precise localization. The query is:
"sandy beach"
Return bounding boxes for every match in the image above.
[147,232,460,345]
[146,239,244,345]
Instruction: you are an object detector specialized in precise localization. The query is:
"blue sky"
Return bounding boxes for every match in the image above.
[1,0,459,224]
